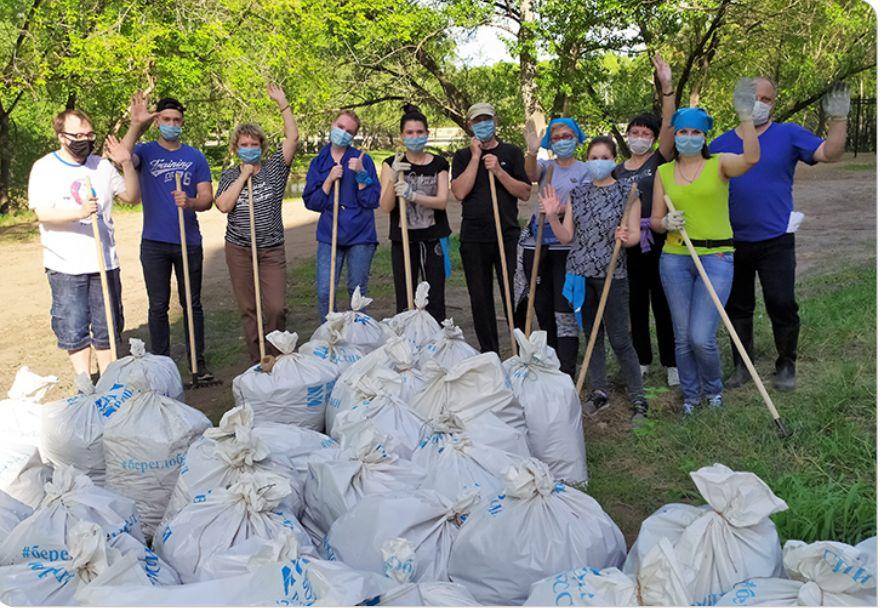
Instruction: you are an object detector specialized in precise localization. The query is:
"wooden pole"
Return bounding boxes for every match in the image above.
[175,173,198,379]
[246,176,266,361]
[396,153,414,309]
[85,177,117,361]
[488,169,517,356]
[525,163,555,333]
[663,194,790,437]
[327,179,340,315]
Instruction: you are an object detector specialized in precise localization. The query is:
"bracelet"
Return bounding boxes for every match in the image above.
[662,91,675,97]
[279,104,290,113]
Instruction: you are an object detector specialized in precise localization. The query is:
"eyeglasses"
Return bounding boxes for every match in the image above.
[61,131,96,141]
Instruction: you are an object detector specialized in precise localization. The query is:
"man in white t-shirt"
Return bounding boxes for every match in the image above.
[28,108,140,376]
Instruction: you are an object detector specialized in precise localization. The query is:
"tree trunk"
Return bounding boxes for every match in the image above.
[517,0,543,124]
[0,102,9,215]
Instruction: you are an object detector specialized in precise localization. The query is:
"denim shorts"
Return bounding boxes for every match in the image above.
[46,268,124,351]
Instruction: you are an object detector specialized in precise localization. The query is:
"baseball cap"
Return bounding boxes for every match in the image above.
[467,102,496,121]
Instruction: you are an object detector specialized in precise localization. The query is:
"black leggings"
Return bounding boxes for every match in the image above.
[626,244,676,368]
[391,239,446,323]
[521,247,579,376]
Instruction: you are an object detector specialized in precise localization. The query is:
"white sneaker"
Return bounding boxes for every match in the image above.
[640,365,649,377]
[667,367,680,387]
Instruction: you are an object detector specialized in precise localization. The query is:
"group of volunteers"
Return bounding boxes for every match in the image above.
[28,54,851,420]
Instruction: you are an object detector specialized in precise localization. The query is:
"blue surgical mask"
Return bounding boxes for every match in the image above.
[158,125,182,141]
[675,134,706,156]
[588,159,616,181]
[403,135,428,152]
[330,126,353,148]
[237,147,262,164]
[551,138,577,159]
[471,120,496,142]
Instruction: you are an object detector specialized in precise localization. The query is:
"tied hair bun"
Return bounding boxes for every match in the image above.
[402,103,423,115]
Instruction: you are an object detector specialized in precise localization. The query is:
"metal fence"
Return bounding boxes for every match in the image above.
[848,97,876,156]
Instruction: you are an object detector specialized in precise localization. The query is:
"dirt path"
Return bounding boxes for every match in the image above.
[0,153,875,409]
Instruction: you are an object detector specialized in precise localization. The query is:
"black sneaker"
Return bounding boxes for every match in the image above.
[582,390,610,417]
[773,364,796,390]
[631,399,649,429]
[725,365,751,389]
[195,368,217,383]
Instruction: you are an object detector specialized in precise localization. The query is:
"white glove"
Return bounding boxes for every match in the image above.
[733,77,757,122]
[394,180,415,202]
[822,82,851,120]
[389,156,412,174]
[662,210,685,232]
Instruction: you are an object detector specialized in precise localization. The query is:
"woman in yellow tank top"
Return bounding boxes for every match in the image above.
[650,79,760,416]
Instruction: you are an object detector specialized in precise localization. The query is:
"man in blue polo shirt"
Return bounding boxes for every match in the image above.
[121,92,215,381]
[710,78,850,390]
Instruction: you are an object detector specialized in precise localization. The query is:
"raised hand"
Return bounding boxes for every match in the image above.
[104,135,132,166]
[129,91,157,126]
[733,78,757,122]
[267,83,288,108]
[822,82,851,120]
[523,118,542,155]
[652,53,672,89]
[347,151,366,174]
[539,184,560,217]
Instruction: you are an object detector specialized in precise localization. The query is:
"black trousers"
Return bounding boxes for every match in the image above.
[626,244,676,368]
[140,239,206,369]
[391,238,446,323]
[521,247,579,376]
[460,238,517,355]
[725,233,799,371]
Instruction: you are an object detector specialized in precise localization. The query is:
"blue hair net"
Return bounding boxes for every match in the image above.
[541,118,587,149]
[671,107,714,133]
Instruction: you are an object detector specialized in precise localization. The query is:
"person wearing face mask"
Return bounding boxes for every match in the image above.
[304,109,381,321]
[380,104,451,321]
[541,136,647,422]
[28,108,140,376]
[450,102,532,355]
[521,117,593,376]
[613,54,679,388]
[120,93,215,381]
[710,78,850,391]
[650,78,761,416]
[215,84,299,364]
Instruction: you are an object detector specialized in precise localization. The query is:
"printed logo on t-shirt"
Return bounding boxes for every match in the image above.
[148,158,194,187]
[406,172,438,230]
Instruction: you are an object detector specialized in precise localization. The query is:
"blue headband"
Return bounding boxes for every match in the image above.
[540,118,587,149]
[671,107,714,133]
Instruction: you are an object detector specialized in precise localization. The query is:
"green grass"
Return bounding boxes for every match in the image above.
[580,264,876,545]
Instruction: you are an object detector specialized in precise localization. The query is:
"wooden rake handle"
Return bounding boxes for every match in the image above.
[84,177,117,361]
[488,169,517,357]
[246,176,266,361]
[396,153,414,310]
[175,173,198,376]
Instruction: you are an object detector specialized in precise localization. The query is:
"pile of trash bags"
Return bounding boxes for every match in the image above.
[0,283,876,606]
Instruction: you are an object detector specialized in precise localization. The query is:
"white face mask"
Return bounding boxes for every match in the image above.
[627,136,653,155]
[752,101,772,126]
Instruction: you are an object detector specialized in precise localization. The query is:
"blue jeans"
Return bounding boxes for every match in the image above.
[659,252,734,404]
[46,268,124,351]
[316,241,377,322]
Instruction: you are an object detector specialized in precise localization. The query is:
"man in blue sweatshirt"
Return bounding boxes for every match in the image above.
[303,110,381,321]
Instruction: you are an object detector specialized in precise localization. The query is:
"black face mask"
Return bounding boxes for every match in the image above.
[66,138,94,160]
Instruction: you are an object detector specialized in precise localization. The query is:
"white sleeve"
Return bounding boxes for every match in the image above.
[104,159,127,196]
[27,159,53,210]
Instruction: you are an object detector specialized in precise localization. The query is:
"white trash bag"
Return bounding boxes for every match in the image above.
[503,329,587,484]
[326,489,476,582]
[448,457,626,605]
[623,462,789,606]
[298,314,365,374]
[0,491,31,548]
[102,371,210,539]
[523,538,691,606]
[155,471,315,583]
[373,538,480,606]
[0,522,154,606]
[413,353,527,434]
[0,366,58,444]
[302,427,426,545]
[0,441,51,509]
[330,370,426,459]
[417,318,480,369]
[0,466,143,566]
[382,282,441,348]
[716,538,877,606]
[312,286,391,354]
[326,335,422,432]
[40,373,136,484]
[413,413,522,504]
[233,330,338,430]
[96,338,183,401]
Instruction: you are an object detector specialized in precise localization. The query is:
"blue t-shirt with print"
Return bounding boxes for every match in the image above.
[134,141,212,245]
[709,122,822,242]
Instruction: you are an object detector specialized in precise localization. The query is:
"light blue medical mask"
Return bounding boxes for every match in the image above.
[237,147,262,164]
[158,125,182,141]
[588,159,616,181]
[551,138,577,159]
[330,126,353,148]
[675,134,706,156]
[471,120,496,142]
[403,135,428,152]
